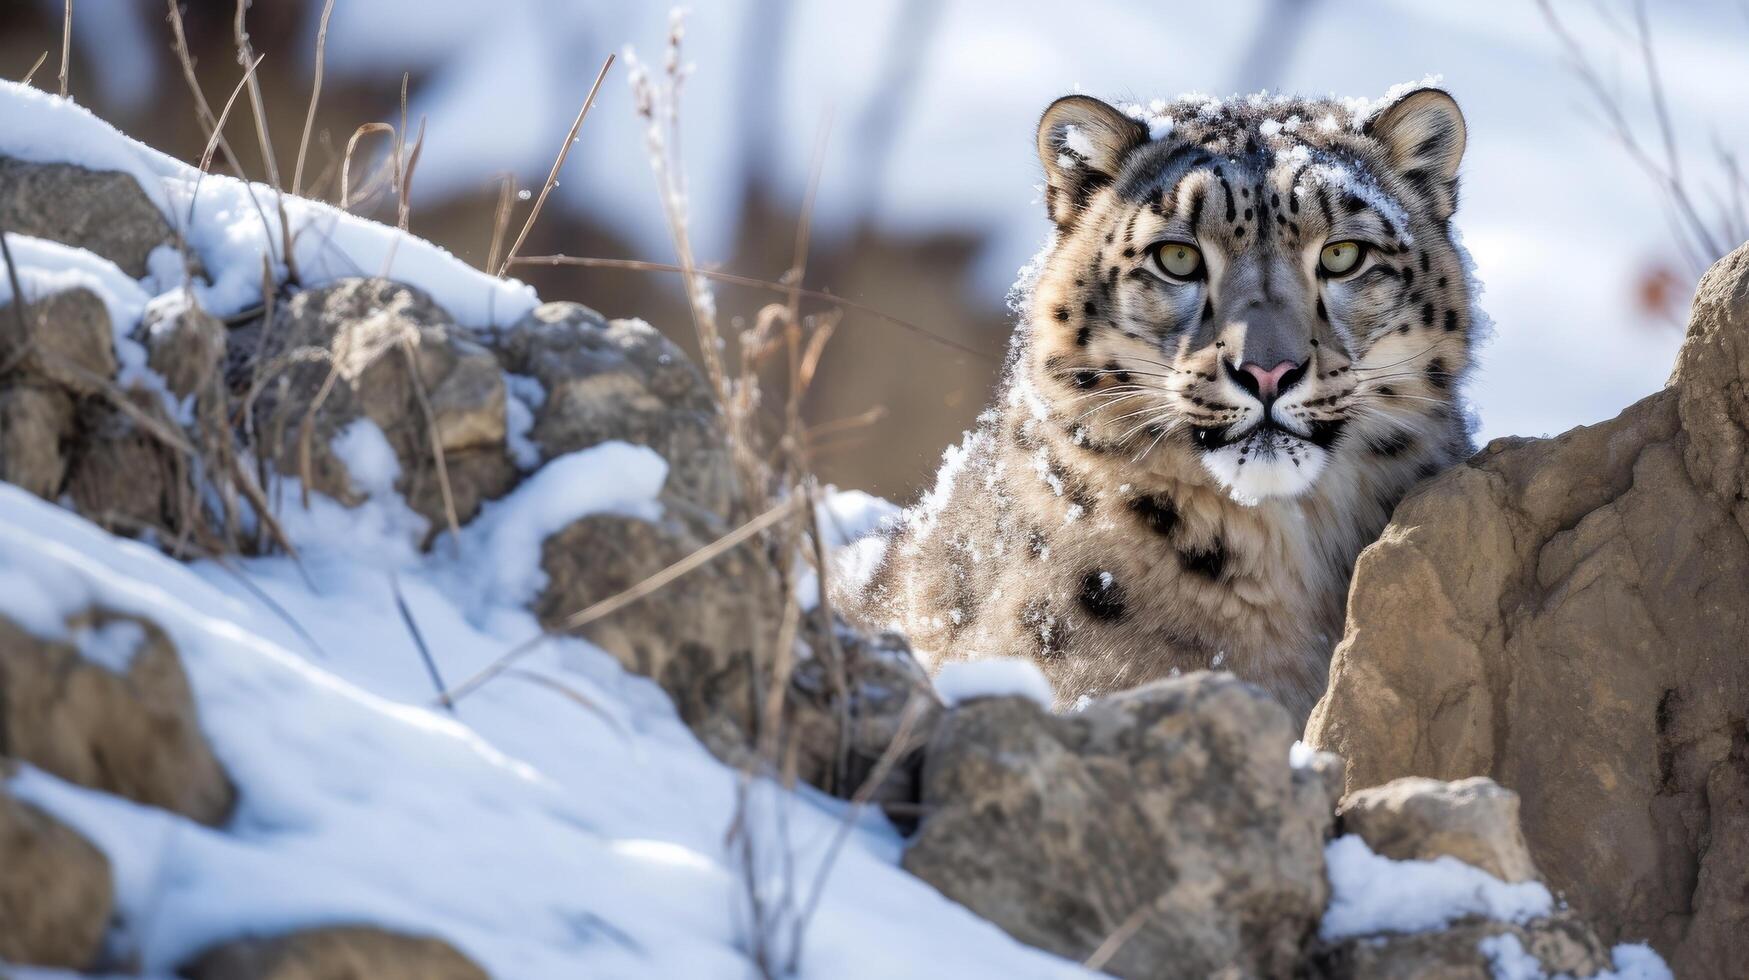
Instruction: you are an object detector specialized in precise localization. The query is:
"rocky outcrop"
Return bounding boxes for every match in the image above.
[1,609,235,825]
[0,157,174,277]
[902,673,1331,979]
[1306,241,1749,977]
[0,782,114,970]
[179,926,488,980]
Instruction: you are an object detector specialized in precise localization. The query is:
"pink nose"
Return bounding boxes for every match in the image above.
[1240,360,1301,400]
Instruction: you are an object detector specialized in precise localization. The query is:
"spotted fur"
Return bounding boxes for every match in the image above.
[837,86,1480,726]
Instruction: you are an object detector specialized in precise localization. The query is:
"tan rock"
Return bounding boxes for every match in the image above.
[902,672,1332,979]
[535,506,783,762]
[0,156,173,277]
[252,278,515,532]
[0,380,75,498]
[0,287,118,395]
[179,926,487,980]
[493,302,739,517]
[63,391,184,538]
[143,296,227,400]
[0,786,113,970]
[1338,777,1537,883]
[0,609,235,825]
[1307,240,1749,977]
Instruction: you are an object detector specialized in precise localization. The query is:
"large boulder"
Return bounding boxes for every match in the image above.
[0,782,114,970]
[246,278,516,533]
[0,609,235,825]
[493,302,740,517]
[902,672,1331,979]
[0,379,76,498]
[0,157,174,277]
[179,926,488,980]
[1307,241,1749,977]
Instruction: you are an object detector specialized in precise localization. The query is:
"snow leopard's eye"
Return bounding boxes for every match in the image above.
[1319,240,1366,277]
[1148,241,1204,282]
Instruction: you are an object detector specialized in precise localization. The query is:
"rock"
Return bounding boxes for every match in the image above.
[64,391,185,538]
[1306,240,1749,977]
[1337,777,1538,883]
[493,302,739,516]
[0,609,235,825]
[179,926,487,980]
[0,786,114,970]
[902,672,1331,979]
[534,506,784,762]
[0,286,118,395]
[143,295,227,400]
[0,380,75,498]
[0,157,173,277]
[786,626,942,809]
[1311,914,1612,980]
[250,278,515,532]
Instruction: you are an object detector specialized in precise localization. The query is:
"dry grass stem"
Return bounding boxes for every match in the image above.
[341,123,396,210]
[292,0,336,198]
[21,51,48,87]
[438,496,801,706]
[496,53,616,276]
[390,571,452,713]
[58,0,70,98]
[511,254,987,359]
[485,174,517,276]
[234,0,299,281]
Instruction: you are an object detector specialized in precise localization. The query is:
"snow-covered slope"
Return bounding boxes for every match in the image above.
[0,81,1084,978]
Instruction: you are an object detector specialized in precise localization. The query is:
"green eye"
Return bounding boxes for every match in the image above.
[1319,240,1364,276]
[1151,242,1204,281]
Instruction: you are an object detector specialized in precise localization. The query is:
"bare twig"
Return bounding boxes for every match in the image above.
[58,1,71,98]
[511,255,989,360]
[485,174,517,277]
[198,54,265,174]
[20,51,48,87]
[341,123,396,210]
[1084,896,1164,973]
[292,0,336,198]
[398,337,462,547]
[234,0,299,282]
[497,53,615,276]
[390,572,452,714]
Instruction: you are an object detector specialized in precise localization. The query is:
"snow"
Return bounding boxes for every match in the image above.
[71,618,149,674]
[934,658,1055,709]
[1320,835,1552,940]
[0,470,1084,978]
[0,81,537,329]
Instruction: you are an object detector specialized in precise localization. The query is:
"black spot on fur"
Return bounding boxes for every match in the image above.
[1104,361,1131,383]
[1378,385,1396,397]
[1202,297,1215,323]
[1443,309,1459,332]
[1419,251,1431,273]
[1316,297,1328,322]
[1307,418,1347,448]
[1402,267,1416,288]
[1074,370,1097,389]
[1128,494,1180,537]
[1052,305,1069,322]
[1420,302,1434,326]
[1078,571,1127,621]
[1179,542,1226,581]
[1426,357,1451,389]
[1075,325,1091,347]
[1368,430,1416,457]
[1243,207,1253,220]
[1084,301,1098,317]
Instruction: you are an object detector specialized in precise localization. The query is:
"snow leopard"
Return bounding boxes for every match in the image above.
[836,86,1480,727]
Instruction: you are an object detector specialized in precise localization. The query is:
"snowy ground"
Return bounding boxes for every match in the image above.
[0,80,1675,979]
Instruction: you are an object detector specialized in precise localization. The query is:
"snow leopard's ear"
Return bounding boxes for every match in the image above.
[1037,95,1149,229]
[1365,87,1466,220]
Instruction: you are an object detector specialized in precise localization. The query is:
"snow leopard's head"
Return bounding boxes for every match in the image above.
[1023,86,1476,504]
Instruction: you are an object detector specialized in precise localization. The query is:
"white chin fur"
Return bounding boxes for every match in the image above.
[1198,433,1329,505]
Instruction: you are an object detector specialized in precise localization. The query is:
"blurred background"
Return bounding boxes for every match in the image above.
[6,0,1746,501]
